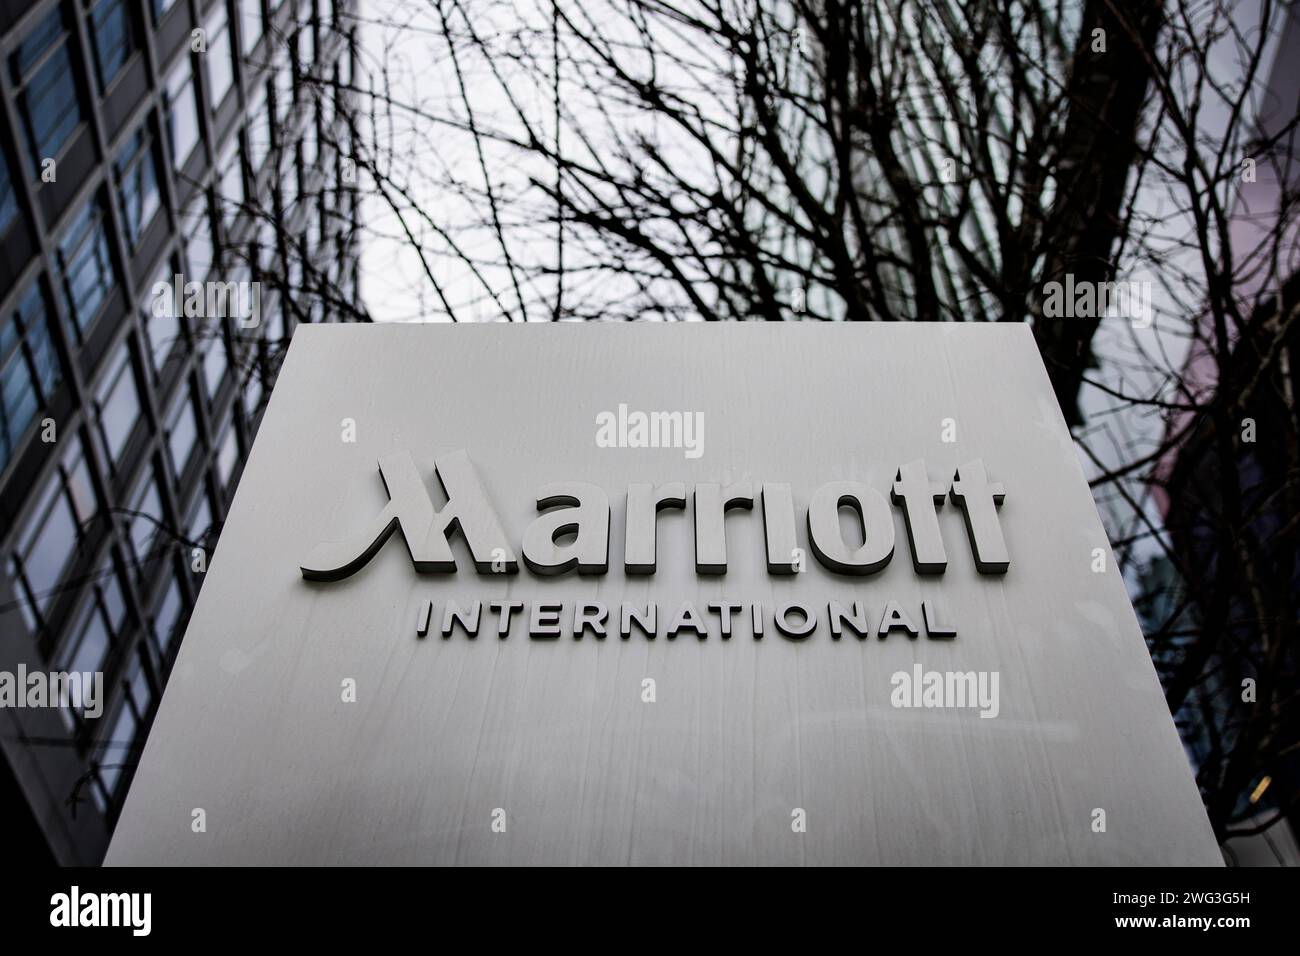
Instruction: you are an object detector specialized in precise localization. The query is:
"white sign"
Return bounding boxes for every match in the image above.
[107,325,1219,865]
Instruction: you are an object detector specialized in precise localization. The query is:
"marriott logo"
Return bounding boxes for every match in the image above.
[301,450,1009,581]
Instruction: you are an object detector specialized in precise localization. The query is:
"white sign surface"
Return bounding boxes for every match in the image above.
[108,324,1220,865]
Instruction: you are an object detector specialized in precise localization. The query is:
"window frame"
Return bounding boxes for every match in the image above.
[143,258,184,382]
[9,433,98,633]
[114,123,161,253]
[204,1,236,111]
[56,195,117,343]
[1,281,63,475]
[163,381,199,482]
[57,569,129,730]
[163,54,200,173]
[11,7,85,175]
[122,462,165,573]
[239,0,263,57]
[89,339,142,471]
[87,0,136,94]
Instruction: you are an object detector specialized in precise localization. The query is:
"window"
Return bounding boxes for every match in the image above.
[93,701,135,807]
[303,6,317,74]
[58,572,128,728]
[215,424,239,489]
[242,367,264,418]
[182,194,214,281]
[217,135,244,230]
[301,103,318,168]
[341,31,353,88]
[163,55,199,171]
[199,322,228,400]
[260,295,281,338]
[96,651,154,806]
[115,126,160,252]
[57,197,116,340]
[317,193,328,247]
[216,417,239,489]
[186,488,212,549]
[124,468,163,571]
[280,147,299,214]
[144,262,182,379]
[67,601,109,676]
[320,157,333,224]
[288,236,305,293]
[205,2,234,109]
[89,0,133,93]
[153,573,184,654]
[11,7,83,173]
[1,283,61,474]
[340,261,356,308]
[152,0,180,23]
[288,28,302,100]
[9,433,97,631]
[240,0,262,57]
[127,655,153,719]
[164,385,198,479]
[246,82,271,172]
[91,342,140,469]
[302,25,315,78]
[273,53,292,131]
[257,216,277,276]
[325,240,340,285]
[324,61,339,125]
[271,296,290,341]
[227,265,255,327]
[0,149,18,235]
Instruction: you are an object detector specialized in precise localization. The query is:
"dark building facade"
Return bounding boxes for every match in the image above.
[0,0,359,864]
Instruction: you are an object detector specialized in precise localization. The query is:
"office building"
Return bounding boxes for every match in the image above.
[0,0,360,864]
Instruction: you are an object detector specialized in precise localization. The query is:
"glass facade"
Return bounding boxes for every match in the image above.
[0,0,360,865]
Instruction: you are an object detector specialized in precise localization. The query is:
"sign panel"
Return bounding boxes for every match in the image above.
[107,324,1220,865]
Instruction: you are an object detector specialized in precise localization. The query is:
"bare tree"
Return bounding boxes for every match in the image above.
[1095,0,1300,843]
